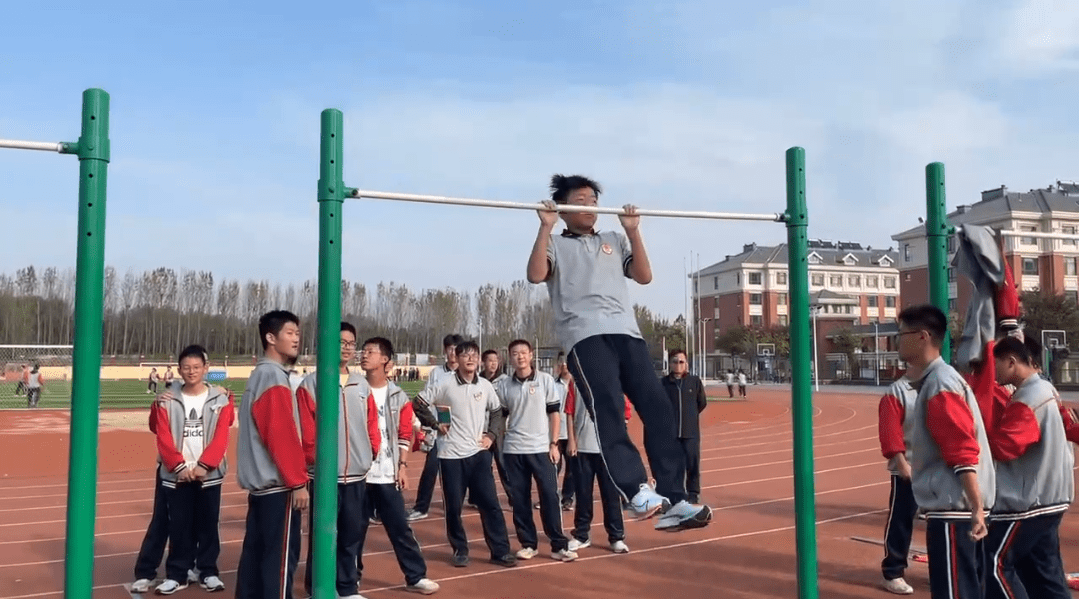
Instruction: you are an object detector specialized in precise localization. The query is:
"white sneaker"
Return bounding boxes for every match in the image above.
[551,548,578,562]
[131,579,153,593]
[200,576,225,592]
[406,510,428,521]
[338,594,369,599]
[187,569,199,583]
[611,540,630,553]
[567,538,591,552]
[515,547,538,560]
[405,578,440,594]
[654,500,712,531]
[155,580,187,595]
[628,483,670,519]
[881,577,914,595]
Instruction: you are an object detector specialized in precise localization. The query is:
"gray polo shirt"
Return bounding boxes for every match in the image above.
[553,376,571,441]
[545,229,642,352]
[567,390,601,454]
[496,370,560,454]
[426,372,501,460]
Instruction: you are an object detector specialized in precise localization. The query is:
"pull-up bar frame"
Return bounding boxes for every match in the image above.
[316,110,820,599]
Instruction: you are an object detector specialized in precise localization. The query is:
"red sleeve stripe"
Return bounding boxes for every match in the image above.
[251,385,309,489]
[878,394,906,459]
[926,390,981,468]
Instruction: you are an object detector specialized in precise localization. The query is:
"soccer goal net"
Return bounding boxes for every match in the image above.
[0,345,73,409]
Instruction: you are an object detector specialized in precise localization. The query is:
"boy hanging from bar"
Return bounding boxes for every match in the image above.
[296,322,379,599]
[526,174,711,531]
[149,345,234,594]
[235,310,311,599]
[354,336,440,595]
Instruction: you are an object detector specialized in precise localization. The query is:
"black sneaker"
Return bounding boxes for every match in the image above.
[489,554,518,568]
[452,553,470,568]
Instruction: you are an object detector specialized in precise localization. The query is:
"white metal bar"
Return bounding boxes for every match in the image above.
[998,229,1079,240]
[350,189,783,222]
[0,139,65,152]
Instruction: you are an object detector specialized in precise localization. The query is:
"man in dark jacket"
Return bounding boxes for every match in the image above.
[660,349,708,504]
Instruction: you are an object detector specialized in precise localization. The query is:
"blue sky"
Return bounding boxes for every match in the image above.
[3,0,1078,322]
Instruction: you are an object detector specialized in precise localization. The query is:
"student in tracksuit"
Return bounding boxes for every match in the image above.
[408,333,465,521]
[660,349,707,505]
[526,174,711,531]
[495,339,577,562]
[552,353,575,511]
[896,305,995,599]
[149,345,234,594]
[565,379,630,554]
[235,310,311,599]
[356,336,440,595]
[416,340,517,569]
[296,322,379,598]
[985,337,1073,599]
[480,349,512,508]
[876,375,920,595]
[130,411,173,594]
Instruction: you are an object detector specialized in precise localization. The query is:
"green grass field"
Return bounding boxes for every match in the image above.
[0,379,426,410]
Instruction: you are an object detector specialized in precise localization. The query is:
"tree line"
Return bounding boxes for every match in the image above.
[0,265,687,362]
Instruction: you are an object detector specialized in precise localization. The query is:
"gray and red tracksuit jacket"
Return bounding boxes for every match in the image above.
[295,370,380,484]
[237,358,312,495]
[877,377,917,475]
[910,357,995,518]
[150,382,235,489]
[986,373,1074,520]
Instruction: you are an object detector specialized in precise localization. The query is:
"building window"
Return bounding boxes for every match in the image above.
[845,305,853,314]
[829,275,843,287]
[778,315,788,326]
[949,298,957,311]
[1021,225,1038,246]
[903,244,911,262]
[1022,258,1038,275]
[868,296,878,308]
[1068,257,1077,276]
[750,315,762,326]
[777,293,788,306]
[714,276,718,290]
[848,275,860,287]
[867,275,878,288]
[777,271,788,285]
[946,235,956,253]
[750,293,762,305]
[1064,225,1077,247]
[811,274,824,286]
[885,297,896,308]
[885,277,897,289]
[713,306,719,319]
[948,267,956,282]
[748,272,762,285]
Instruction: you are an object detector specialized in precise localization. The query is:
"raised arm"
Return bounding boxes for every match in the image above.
[527,201,559,283]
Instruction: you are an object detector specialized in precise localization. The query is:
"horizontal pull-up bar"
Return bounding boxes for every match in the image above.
[348,188,785,222]
[999,229,1079,241]
[0,138,74,153]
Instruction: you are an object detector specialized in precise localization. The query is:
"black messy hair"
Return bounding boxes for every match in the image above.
[550,174,602,205]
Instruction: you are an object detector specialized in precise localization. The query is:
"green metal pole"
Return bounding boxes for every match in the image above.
[314,109,344,599]
[64,88,110,599]
[926,162,951,361]
[785,146,819,599]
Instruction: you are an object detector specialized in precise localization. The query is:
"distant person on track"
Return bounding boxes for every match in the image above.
[164,365,174,388]
[480,348,512,509]
[661,349,707,505]
[14,364,27,396]
[148,345,234,594]
[148,367,160,394]
[737,369,747,398]
[724,370,735,398]
[876,373,920,595]
[896,304,994,599]
[25,364,43,408]
[526,174,711,531]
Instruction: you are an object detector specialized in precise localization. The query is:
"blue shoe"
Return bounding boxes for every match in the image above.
[628,483,669,520]
[655,500,712,531]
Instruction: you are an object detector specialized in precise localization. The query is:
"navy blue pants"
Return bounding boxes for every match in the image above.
[573,452,625,544]
[985,513,1069,599]
[235,491,302,599]
[882,474,918,580]
[556,439,575,504]
[504,452,569,552]
[163,482,222,582]
[413,439,440,513]
[303,481,366,596]
[358,482,427,586]
[568,334,687,503]
[133,472,169,581]
[926,518,983,599]
[439,451,511,559]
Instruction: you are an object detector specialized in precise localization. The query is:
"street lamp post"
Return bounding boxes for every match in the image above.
[699,317,713,379]
[873,322,880,387]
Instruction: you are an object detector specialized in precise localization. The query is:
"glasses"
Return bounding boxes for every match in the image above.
[360,347,382,356]
[893,330,923,344]
[340,341,357,349]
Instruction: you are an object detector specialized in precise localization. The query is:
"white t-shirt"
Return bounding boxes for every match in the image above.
[181,388,209,469]
[737,373,747,385]
[367,385,396,484]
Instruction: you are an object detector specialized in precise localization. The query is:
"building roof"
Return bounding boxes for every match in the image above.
[892,182,1079,242]
[690,241,899,278]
